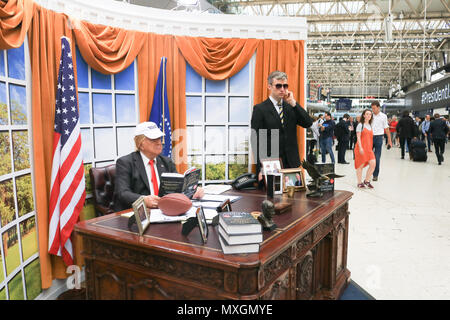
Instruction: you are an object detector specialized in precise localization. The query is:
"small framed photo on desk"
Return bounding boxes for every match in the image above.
[261,158,283,175]
[280,168,306,192]
[196,207,208,244]
[132,196,150,235]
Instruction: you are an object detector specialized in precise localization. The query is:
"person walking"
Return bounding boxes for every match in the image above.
[371,101,392,181]
[429,113,449,165]
[389,115,398,147]
[422,114,432,152]
[335,113,350,164]
[396,110,418,160]
[318,111,336,164]
[354,109,376,189]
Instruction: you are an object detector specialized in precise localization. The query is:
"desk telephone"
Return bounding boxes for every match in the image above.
[231,173,257,190]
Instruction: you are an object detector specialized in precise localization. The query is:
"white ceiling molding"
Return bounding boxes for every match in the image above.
[35,0,307,40]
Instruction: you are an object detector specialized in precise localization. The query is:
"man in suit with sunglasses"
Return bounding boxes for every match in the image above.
[251,71,313,184]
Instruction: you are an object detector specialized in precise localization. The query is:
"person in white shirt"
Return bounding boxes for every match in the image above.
[370,101,392,181]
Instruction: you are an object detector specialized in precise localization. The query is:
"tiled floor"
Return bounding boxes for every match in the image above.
[314,143,450,299]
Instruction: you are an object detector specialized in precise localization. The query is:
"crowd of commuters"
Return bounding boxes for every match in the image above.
[308,101,450,189]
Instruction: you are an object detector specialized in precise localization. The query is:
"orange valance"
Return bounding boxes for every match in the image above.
[72,19,146,74]
[0,0,34,49]
[175,36,260,80]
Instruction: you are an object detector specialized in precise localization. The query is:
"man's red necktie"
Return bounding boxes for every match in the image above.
[149,159,159,196]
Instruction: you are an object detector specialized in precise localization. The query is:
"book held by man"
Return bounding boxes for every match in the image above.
[159,167,200,199]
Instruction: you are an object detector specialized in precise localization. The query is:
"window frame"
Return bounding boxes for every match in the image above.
[0,38,39,300]
[185,55,255,185]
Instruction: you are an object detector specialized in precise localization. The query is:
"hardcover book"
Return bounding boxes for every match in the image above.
[218,225,263,245]
[218,211,262,235]
[159,167,200,199]
[218,235,260,254]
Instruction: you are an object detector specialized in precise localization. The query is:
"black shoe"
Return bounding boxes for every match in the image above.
[372,176,378,181]
[401,156,404,159]
[341,161,350,164]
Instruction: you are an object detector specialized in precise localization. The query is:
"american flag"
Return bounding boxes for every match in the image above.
[149,57,172,157]
[48,37,86,266]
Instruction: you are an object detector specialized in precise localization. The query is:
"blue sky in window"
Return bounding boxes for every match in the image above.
[7,44,25,80]
[94,127,115,159]
[186,63,202,92]
[205,79,225,93]
[229,97,250,122]
[0,50,4,76]
[117,127,135,156]
[205,126,225,154]
[229,63,249,94]
[186,96,202,123]
[92,68,111,89]
[187,126,203,153]
[81,129,93,162]
[205,97,227,122]
[228,127,248,152]
[9,84,27,124]
[78,92,90,124]
[93,93,112,123]
[115,94,136,123]
[115,62,134,90]
[75,47,89,88]
[0,81,7,125]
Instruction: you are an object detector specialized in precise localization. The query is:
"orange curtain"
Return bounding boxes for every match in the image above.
[254,39,307,164]
[137,33,188,173]
[72,19,146,74]
[175,36,259,80]
[0,0,34,49]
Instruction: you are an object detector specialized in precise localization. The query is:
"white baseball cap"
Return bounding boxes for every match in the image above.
[134,122,165,139]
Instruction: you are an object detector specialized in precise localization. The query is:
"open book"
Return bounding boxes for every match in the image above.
[158,167,200,199]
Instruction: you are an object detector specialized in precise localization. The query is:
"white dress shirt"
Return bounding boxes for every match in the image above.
[372,112,389,136]
[140,151,160,195]
[269,96,283,114]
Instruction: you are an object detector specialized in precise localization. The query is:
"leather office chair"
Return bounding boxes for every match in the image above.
[89,164,116,217]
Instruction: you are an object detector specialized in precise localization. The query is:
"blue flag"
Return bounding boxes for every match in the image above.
[149,57,172,157]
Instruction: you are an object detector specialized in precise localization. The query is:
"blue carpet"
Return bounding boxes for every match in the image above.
[340,280,375,300]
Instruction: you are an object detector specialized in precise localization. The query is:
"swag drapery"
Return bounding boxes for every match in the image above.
[0,0,306,289]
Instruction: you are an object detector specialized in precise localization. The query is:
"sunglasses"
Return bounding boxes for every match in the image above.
[273,83,289,89]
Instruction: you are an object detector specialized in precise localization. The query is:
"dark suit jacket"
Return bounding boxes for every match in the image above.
[429,118,449,140]
[396,116,418,138]
[251,98,312,171]
[113,151,177,212]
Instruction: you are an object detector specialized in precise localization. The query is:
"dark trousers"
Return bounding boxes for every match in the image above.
[338,138,349,163]
[433,139,445,163]
[372,135,384,177]
[399,137,412,158]
[425,134,432,151]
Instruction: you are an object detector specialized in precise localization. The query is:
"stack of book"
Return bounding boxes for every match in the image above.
[217,212,263,254]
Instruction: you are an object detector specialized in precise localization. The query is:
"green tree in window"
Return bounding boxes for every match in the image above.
[205,162,225,180]
[12,130,30,171]
[10,99,27,125]
[0,131,12,176]
[0,180,15,226]
[16,175,33,217]
[0,102,8,125]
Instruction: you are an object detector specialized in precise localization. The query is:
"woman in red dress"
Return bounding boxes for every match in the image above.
[354,109,376,188]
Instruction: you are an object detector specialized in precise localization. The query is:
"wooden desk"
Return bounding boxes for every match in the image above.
[75,189,352,300]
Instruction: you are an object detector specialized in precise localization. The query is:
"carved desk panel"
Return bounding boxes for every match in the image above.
[75,190,352,300]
